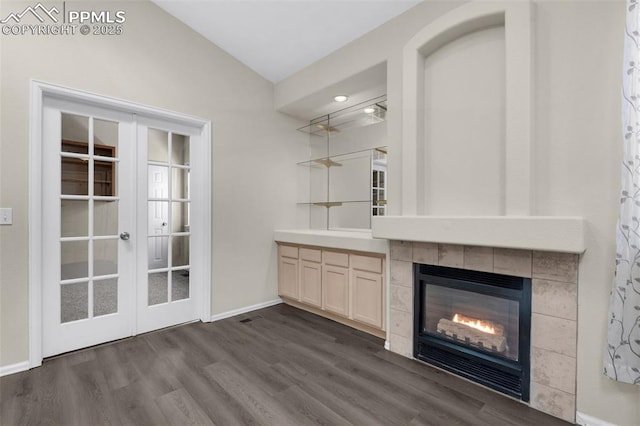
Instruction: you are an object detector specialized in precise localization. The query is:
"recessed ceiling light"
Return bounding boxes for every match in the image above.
[363,106,376,114]
[334,95,349,102]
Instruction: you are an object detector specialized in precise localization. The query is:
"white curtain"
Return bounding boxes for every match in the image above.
[604,0,640,385]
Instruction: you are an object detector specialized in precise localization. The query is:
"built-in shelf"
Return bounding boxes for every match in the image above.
[312,202,343,208]
[297,146,384,168]
[313,158,342,168]
[298,200,375,207]
[297,95,388,230]
[297,95,387,136]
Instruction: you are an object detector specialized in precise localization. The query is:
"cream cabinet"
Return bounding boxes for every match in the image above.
[300,260,322,308]
[323,265,350,316]
[277,243,386,338]
[351,270,384,329]
[299,248,322,307]
[278,246,299,300]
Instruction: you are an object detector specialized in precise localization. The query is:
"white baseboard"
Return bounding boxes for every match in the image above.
[576,411,618,426]
[210,298,282,322]
[0,360,30,377]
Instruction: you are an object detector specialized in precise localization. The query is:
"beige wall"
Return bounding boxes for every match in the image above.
[0,0,306,366]
[275,1,639,425]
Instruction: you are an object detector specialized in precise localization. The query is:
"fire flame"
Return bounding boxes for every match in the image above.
[452,313,496,335]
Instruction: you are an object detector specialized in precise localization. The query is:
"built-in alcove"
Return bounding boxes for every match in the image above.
[422,26,505,215]
[372,2,586,253]
[398,1,533,217]
[297,95,388,230]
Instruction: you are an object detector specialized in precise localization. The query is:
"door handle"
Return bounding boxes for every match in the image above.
[162,222,168,227]
[120,232,130,241]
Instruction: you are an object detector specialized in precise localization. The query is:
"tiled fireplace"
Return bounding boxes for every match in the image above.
[388,241,578,423]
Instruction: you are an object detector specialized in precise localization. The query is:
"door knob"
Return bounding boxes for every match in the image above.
[120,232,130,241]
[162,222,168,227]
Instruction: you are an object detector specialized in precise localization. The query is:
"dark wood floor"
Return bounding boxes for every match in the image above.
[1,304,570,426]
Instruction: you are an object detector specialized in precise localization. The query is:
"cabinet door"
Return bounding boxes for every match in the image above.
[323,265,349,317]
[278,256,299,300]
[300,260,322,308]
[351,270,383,329]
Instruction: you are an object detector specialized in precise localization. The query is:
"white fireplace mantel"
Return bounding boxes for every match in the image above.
[372,216,586,253]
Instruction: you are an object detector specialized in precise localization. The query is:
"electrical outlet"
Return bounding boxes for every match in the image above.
[0,208,13,225]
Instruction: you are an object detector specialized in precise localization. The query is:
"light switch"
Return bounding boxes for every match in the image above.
[0,208,13,225]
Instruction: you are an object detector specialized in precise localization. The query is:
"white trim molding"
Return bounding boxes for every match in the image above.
[401,1,534,216]
[210,299,282,322]
[0,361,30,378]
[576,411,619,426]
[28,80,212,367]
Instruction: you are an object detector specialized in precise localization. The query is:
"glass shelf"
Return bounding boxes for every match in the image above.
[297,95,387,136]
[296,95,388,230]
[297,146,386,168]
[298,200,372,206]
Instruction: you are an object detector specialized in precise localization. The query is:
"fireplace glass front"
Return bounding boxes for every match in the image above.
[414,264,531,401]
[423,284,520,361]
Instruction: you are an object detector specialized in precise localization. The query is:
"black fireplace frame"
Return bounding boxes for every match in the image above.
[413,264,531,402]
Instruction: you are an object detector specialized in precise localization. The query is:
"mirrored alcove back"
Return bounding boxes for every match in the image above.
[296,95,388,230]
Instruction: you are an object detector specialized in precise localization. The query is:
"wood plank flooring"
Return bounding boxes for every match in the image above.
[0,304,570,425]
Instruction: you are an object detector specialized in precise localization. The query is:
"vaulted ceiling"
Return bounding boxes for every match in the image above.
[152,0,421,83]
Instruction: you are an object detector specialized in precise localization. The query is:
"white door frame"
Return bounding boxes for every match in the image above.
[29,80,212,368]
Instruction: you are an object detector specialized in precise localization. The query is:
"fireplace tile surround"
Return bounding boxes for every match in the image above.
[389,241,578,422]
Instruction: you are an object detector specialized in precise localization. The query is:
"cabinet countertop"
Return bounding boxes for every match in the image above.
[274,229,388,254]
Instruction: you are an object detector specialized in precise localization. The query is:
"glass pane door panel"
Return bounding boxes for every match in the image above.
[61,282,88,322]
[172,236,189,267]
[94,278,118,317]
[171,134,190,165]
[58,113,123,326]
[94,118,118,153]
[172,168,189,199]
[61,113,89,147]
[61,157,89,195]
[94,201,118,236]
[171,202,189,232]
[172,270,189,301]
[148,236,169,269]
[146,128,191,308]
[61,241,88,280]
[148,201,169,235]
[148,128,168,163]
[94,239,118,276]
[148,272,168,305]
[148,165,169,198]
[94,160,116,196]
[61,200,88,237]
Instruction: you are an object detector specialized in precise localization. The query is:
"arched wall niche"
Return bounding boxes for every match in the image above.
[401,1,533,216]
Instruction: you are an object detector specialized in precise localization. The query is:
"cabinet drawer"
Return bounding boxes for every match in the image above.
[351,254,382,274]
[279,245,299,259]
[323,251,349,268]
[300,247,322,263]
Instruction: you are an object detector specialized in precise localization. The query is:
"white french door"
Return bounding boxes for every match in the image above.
[136,117,201,334]
[41,96,204,357]
[42,97,135,357]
